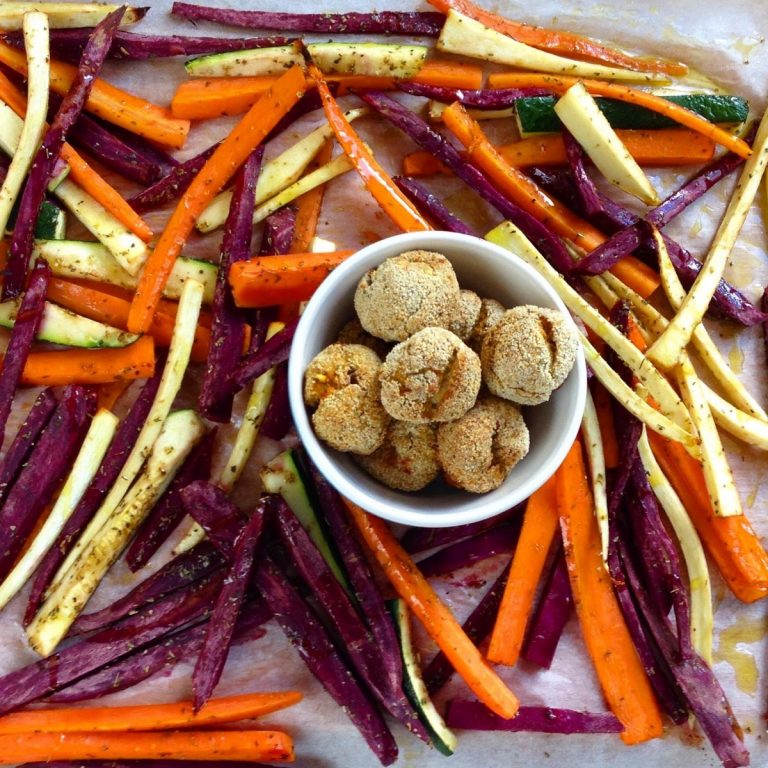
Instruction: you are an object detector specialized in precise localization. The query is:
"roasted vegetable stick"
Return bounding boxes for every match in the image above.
[346,500,519,720]
[557,439,663,744]
[647,108,768,368]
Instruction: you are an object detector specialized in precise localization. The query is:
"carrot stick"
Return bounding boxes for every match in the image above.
[60,145,153,241]
[96,379,131,411]
[497,128,716,168]
[441,101,660,297]
[332,59,484,93]
[127,64,307,335]
[408,59,484,89]
[13,335,156,386]
[427,0,686,76]
[487,475,559,666]
[592,382,620,469]
[46,278,210,363]
[557,439,663,744]
[402,151,451,177]
[171,76,279,120]
[0,68,27,115]
[403,128,715,177]
[345,499,519,719]
[301,49,431,234]
[0,70,153,241]
[0,691,302,734]
[0,41,190,149]
[487,72,752,159]
[229,250,355,308]
[290,139,334,253]
[0,730,294,762]
[171,60,484,121]
[648,431,768,603]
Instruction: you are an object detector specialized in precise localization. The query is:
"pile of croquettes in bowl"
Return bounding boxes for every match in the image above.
[289,231,587,528]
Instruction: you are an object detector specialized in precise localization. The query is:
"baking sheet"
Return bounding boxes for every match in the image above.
[2,0,768,766]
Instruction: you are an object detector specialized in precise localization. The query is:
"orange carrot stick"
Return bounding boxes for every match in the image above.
[427,0,686,76]
[0,730,294,763]
[127,64,307,334]
[648,431,768,603]
[46,278,210,363]
[403,128,715,177]
[0,692,302,734]
[402,151,451,177]
[0,41,190,148]
[558,439,663,744]
[592,382,620,469]
[302,50,431,234]
[0,71,153,241]
[497,128,716,168]
[441,101,660,297]
[14,335,156,386]
[487,475,559,666]
[0,68,27,115]
[290,139,334,253]
[171,60,484,121]
[346,500,519,719]
[332,59,484,93]
[408,59,484,89]
[96,379,132,411]
[60,145,153,241]
[171,76,279,120]
[487,72,751,159]
[229,250,355,308]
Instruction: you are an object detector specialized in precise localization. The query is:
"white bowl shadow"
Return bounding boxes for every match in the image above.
[288,231,587,528]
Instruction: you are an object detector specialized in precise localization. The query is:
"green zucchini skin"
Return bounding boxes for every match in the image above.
[390,598,457,757]
[516,94,749,134]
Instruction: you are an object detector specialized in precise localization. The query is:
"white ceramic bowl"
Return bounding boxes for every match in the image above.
[288,231,587,528]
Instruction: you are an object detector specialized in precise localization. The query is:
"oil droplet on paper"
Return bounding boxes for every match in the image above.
[728,342,744,375]
[714,619,767,695]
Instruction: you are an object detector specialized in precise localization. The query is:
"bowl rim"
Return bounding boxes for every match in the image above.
[288,230,587,528]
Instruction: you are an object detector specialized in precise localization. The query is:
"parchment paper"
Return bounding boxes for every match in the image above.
[2,1,768,766]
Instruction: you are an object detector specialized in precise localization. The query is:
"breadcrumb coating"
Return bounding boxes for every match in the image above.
[312,383,390,455]
[437,394,530,493]
[354,250,461,341]
[336,319,391,358]
[355,420,439,491]
[379,327,481,423]
[304,343,382,407]
[469,297,506,353]
[449,289,482,340]
[481,305,578,405]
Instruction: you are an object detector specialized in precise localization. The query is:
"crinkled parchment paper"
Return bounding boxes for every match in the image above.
[2,1,768,766]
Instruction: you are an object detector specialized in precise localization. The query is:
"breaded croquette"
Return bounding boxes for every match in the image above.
[304,343,382,407]
[354,250,460,341]
[379,327,481,423]
[355,420,440,491]
[448,289,483,340]
[437,394,530,493]
[481,305,578,405]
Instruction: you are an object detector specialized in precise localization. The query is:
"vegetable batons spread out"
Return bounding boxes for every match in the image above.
[303,250,578,492]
